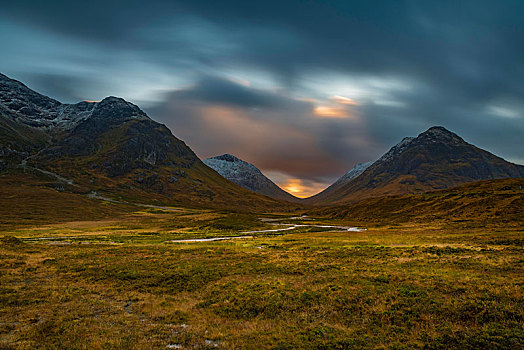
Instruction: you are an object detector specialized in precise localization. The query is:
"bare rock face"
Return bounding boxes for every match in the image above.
[204,154,300,202]
[0,73,100,131]
[32,96,198,177]
[0,74,200,181]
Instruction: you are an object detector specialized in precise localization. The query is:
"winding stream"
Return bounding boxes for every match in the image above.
[170,216,365,243]
[23,210,365,244]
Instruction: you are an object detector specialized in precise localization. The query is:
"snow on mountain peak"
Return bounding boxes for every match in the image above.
[203,154,299,202]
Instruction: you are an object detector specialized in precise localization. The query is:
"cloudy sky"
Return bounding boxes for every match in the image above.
[1,0,523,197]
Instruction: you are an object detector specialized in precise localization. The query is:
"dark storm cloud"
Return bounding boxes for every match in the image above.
[8,1,523,79]
[19,73,96,103]
[2,0,524,194]
[171,76,310,111]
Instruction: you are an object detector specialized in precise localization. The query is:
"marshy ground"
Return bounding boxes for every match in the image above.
[1,203,523,349]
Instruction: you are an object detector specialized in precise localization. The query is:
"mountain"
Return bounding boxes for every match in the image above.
[0,73,292,211]
[203,154,300,202]
[308,126,524,205]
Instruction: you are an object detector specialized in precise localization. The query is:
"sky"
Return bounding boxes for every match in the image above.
[1,0,523,197]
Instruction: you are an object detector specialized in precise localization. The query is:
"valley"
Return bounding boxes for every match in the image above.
[1,174,523,348]
[1,200,522,348]
[1,73,523,349]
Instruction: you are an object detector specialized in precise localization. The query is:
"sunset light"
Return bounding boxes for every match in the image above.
[279,178,326,198]
[313,105,347,118]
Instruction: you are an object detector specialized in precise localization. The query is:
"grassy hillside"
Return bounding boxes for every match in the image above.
[0,172,136,229]
[0,170,299,233]
[0,113,49,166]
[310,178,524,227]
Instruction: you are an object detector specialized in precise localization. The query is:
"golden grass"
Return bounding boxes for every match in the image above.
[312,177,524,228]
[0,176,523,348]
[1,212,523,349]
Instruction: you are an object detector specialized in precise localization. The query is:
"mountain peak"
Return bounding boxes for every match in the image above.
[204,154,299,202]
[99,96,128,104]
[308,126,524,205]
[91,96,149,121]
[210,154,242,162]
[426,126,451,133]
[1,74,289,211]
[418,126,464,143]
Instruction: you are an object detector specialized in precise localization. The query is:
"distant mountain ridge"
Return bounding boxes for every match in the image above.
[204,154,299,202]
[3,73,523,210]
[0,73,289,210]
[308,126,524,205]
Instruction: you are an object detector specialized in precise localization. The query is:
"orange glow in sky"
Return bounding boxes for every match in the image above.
[280,178,327,198]
[313,105,348,118]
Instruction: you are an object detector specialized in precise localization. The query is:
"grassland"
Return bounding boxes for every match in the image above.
[0,177,523,349]
[312,178,524,228]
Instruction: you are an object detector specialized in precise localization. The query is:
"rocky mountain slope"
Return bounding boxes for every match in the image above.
[204,154,299,202]
[308,126,524,205]
[0,73,291,211]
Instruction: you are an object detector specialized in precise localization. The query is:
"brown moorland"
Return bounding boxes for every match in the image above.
[0,176,523,349]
